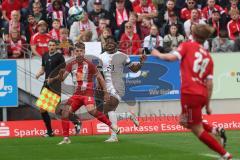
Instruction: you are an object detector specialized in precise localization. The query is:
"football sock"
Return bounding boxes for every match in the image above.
[41,112,53,134]
[108,111,118,137]
[116,112,131,121]
[69,113,79,125]
[199,131,226,156]
[96,111,112,126]
[203,122,218,134]
[62,118,70,137]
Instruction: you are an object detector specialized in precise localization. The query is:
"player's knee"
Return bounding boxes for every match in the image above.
[61,105,71,118]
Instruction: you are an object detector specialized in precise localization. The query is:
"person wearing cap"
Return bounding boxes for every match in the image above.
[30,20,52,57]
[69,11,98,43]
[88,0,113,27]
[87,0,110,12]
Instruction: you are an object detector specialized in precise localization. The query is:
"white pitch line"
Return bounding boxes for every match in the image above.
[201,153,240,160]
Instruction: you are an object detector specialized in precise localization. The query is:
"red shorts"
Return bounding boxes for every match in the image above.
[67,95,95,112]
[180,94,207,127]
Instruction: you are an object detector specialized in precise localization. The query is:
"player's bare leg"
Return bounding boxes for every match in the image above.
[86,104,119,134]
[58,105,72,145]
[182,121,232,160]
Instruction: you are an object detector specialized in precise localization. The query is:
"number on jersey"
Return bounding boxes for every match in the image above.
[193,52,210,78]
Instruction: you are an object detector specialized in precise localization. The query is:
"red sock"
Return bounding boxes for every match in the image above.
[199,131,226,156]
[203,122,213,133]
[62,118,70,137]
[96,111,111,126]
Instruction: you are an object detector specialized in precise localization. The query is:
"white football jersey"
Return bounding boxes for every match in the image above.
[99,51,133,99]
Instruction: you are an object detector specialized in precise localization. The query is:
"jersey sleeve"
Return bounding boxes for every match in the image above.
[90,63,98,76]
[171,42,187,60]
[206,60,214,80]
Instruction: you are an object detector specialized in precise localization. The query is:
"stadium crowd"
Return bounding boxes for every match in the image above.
[0,0,240,58]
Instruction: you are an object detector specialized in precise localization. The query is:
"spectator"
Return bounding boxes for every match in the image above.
[158,0,179,25]
[140,17,152,39]
[69,12,98,43]
[59,28,74,56]
[31,2,48,23]
[66,0,88,11]
[143,25,163,54]
[88,0,113,27]
[1,0,22,26]
[76,30,93,42]
[26,14,38,43]
[225,0,240,15]
[163,24,185,52]
[30,20,52,57]
[47,0,68,27]
[48,19,61,41]
[131,0,152,8]
[111,0,131,38]
[201,0,226,21]
[227,9,240,40]
[110,0,133,13]
[6,29,27,59]
[119,22,142,55]
[207,10,226,38]
[0,36,8,59]
[87,0,110,12]
[98,27,112,51]
[96,18,108,36]
[133,0,158,22]
[212,29,234,52]
[180,0,201,21]
[161,11,185,37]
[184,9,206,38]
[118,12,142,40]
[4,10,26,42]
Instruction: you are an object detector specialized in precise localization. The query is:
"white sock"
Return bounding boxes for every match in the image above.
[108,111,118,137]
[212,127,218,135]
[223,152,231,158]
[116,112,131,121]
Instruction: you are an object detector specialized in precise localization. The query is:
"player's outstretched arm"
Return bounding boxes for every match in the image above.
[205,78,213,115]
[151,49,178,61]
[96,71,110,102]
[129,55,147,73]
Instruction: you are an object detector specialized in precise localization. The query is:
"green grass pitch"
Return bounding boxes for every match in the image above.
[0,131,239,160]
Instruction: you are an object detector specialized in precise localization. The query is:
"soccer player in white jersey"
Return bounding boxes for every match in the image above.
[98,36,146,142]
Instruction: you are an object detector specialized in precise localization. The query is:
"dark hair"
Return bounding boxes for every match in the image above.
[169,24,179,35]
[75,42,85,49]
[48,39,58,44]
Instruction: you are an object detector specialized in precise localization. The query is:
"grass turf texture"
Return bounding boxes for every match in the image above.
[0,131,239,160]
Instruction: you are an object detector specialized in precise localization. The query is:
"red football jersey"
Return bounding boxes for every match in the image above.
[66,59,98,96]
[172,41,214,97]
[30,33,52,57]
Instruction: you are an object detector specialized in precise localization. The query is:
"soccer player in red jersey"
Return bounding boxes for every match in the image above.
[151,24,232,160]
[49,42,119,145]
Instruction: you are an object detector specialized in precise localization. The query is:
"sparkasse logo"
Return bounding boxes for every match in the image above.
[96,123,109,133]
[0,70,13,97]
[0,122,10,136]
